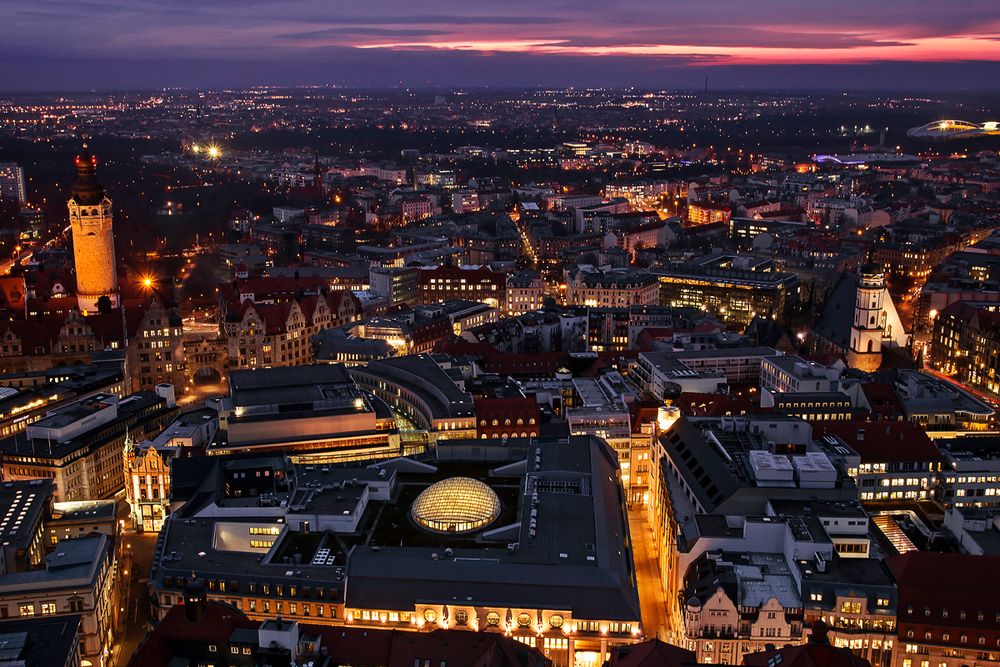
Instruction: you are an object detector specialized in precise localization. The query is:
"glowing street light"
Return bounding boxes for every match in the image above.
[207,144,221,159]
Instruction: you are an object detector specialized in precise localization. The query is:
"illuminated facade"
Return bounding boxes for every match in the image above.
[127,299,184,393]
[419,265,507,312]
[931,301,1000,395]
[655,262,798,329]
[124,408,218,532]
[800,558,897,667]
[223,292,361,369]
[214,365,402,463]
[686,202,731,228]
[564,266,659,309]
[506,270,544,316]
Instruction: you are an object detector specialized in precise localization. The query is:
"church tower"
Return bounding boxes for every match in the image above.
[68,150,119,313]
[846,263,886,372]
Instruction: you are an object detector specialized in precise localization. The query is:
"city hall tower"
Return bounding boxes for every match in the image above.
[68,151,119,313]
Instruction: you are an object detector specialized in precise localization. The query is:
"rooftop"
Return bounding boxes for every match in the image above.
[154,436,640,622]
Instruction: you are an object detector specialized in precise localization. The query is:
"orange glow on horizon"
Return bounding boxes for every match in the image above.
[356,34,1000,65]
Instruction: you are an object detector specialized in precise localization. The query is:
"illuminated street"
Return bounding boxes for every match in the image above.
[629,508,670,641]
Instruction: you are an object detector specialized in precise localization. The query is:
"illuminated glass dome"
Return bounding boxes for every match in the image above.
[410,477,501,534]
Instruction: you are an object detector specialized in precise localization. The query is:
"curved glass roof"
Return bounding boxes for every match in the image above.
[410,477,501,534]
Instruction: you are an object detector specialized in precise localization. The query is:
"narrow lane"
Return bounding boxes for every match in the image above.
[628,508,669,641]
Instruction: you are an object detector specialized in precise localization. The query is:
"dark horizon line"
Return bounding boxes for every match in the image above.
[2,83,1000,98]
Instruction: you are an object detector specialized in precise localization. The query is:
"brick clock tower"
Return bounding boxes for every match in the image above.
[846,263,886,372]
[68,151,119,313]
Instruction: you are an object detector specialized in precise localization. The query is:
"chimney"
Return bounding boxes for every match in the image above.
[183,579,208,623]
[809,620,831,645]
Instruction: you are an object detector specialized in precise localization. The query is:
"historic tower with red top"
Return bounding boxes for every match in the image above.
[68,150,119,313]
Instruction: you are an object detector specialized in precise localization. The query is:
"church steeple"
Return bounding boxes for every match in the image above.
[846,263,886,372]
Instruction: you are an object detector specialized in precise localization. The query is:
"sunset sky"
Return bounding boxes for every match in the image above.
[3,0,1000,90]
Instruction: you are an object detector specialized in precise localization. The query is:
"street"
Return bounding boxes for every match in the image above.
[112,532,158,667]
[178,379,226,410]
[628,508,670,641]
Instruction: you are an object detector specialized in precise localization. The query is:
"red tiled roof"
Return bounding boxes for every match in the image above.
[248,301,300,335]
[305,626,551,667]
[605,637,697,667]
[674,392,758,417]
[860,383,904,418]
[24,267,75,297]
[126,600,256,667]
[221,275,328,307]
[742,641,870,667]
[0,276,26,310]
[887,552,1000,651]
[630,401,663,432]
[475,396,539,422]
[810,420,942,463]
[419,265,506,285]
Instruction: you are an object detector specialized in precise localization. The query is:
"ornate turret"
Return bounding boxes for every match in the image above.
[71,151,105,205]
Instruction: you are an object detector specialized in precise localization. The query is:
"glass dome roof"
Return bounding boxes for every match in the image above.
[410,477,501,534]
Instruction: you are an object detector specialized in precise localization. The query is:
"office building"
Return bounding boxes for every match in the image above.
[887,552,1000,667]
[214,365,400,462]
[0,615,82,667]
[0,163,27,205]
[564,266,659,309]
[654,256,799,328]
[0,534,117,667]
[0,388,178,502]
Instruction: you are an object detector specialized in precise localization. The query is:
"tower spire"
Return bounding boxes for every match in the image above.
[72,147,104,205]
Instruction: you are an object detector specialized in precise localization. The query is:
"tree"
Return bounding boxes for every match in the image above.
[96,295,113,314]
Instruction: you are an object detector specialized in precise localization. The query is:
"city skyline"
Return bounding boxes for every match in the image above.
[1,3,1000,664]
[2,0,1000,91]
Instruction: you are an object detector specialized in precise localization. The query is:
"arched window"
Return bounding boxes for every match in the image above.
[867,340,874,353]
